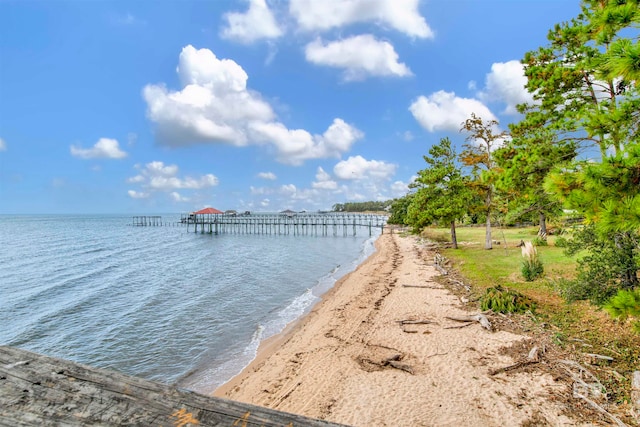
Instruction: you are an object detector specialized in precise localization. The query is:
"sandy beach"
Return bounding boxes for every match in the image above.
[215,230,583,426]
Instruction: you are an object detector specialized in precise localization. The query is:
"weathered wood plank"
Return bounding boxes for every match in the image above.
[0,346,347,427]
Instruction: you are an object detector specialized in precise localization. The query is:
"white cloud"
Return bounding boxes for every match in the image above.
[250,118,363,165]
[477,60,534,115]
[0,137,6,151]
[289,0,433,38]
[144,45,361,164]
[333,155,397,181]
[128,161,219,192]
[170,192,190,202]
[409,90,497,133]
[390,180,410,197]
[305,35,412,81]
[70,138,127,159]
[221,0,283,44]
[312,166,338,190]
[257,171,277,180]
[128,190,150,199]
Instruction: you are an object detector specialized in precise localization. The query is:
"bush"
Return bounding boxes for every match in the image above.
[563,226,640,304]
[480,285,536,313]
[532,236,548,246]
[522,258,545,281]
[554,236,569,248]
[604,289,640,333]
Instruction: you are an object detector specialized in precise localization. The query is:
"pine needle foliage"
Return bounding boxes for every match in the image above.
[480,285,536,314]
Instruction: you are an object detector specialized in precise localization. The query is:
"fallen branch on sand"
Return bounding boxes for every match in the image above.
[443,322,473,329]
[397,319,437,333]
[445,314,492,331]
[557,360,628,427]
[434,253,448,276]
[402,284,442,289]
[490,346,541,376]
[382,355,414,375]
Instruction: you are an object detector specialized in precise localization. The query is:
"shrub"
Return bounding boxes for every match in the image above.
[563,226,640,304]
[532,236,548,246]
[604,289,640,333]
[520,241,544,281]
[480,285,536,313]
[522,258,545,281]
[554,236,569,248]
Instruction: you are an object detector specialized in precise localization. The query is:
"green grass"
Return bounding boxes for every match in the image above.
[419,225,640,411]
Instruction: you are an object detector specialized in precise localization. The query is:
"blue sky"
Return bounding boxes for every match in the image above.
[0,0,580,214]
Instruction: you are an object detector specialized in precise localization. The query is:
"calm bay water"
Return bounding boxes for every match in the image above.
[0,214,378,393]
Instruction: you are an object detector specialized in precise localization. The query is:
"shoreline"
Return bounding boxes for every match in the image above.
[214,231,383,397]
[214,231,580,426]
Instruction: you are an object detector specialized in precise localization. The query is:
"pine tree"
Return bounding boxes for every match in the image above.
[407,138,471,248]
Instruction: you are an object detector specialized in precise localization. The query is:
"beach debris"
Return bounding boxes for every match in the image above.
[382,354,414,375]
[489,346,541,376]
[434,253,449,275]
[557,359,628,427]
[445,313,492,331]
[402,284,442,289]
[632,371,640,422]
[396,319,438,333]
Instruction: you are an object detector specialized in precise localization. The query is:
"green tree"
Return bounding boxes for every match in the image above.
[407,138,471,248]
[518,0,640,300]
[387,194,414,225]
[459,114,507,249]
[495,127,576,236]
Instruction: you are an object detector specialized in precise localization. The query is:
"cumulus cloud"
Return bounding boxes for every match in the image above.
[144,45,361,164]
[333,155,397,181]
[289,0,433,38]
[70,138,127,159]
[477,60,534,115]
[257,171,277,180]
[250,118,363,165]
[0,137,6,151]
[305,35,412,81]
[312,166,338,190]
[409,90,497,133]
[221,0,283,44]
[127,161,218,193]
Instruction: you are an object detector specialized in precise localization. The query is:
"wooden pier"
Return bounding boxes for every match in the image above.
[132,215,163,226]
[0,345,346,426]
[183,213,388,237]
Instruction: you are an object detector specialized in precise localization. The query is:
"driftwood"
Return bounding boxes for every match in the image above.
[402,284,442,289]
[490,346,540,376]
[583,353,614,363]
[0,346,345,427]
[443,322,473,329]
[445,314,492,331]
[382,355,414,375]
[632,371,640,421]
[434,253,448,275]
[397,319,437,333]
[557,360,628,427]
[397,319,437,325]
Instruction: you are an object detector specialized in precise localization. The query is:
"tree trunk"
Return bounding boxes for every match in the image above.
[485,212,492,250]
[450,221,458,249]
[539,212,547,237]
[618,232,639,289]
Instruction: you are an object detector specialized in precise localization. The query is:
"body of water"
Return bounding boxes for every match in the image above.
[0,214,379,393]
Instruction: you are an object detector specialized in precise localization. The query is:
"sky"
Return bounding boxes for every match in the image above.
[0,0,582,215]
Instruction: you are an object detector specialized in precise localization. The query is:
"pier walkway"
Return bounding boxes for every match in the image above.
[184,213,388,237]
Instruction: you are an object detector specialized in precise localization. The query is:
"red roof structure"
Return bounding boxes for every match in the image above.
[193,207,223,215]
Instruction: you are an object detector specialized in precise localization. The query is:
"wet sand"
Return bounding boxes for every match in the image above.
[215,231,579,426]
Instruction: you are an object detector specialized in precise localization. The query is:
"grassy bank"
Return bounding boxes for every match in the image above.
[419,226,640,417]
